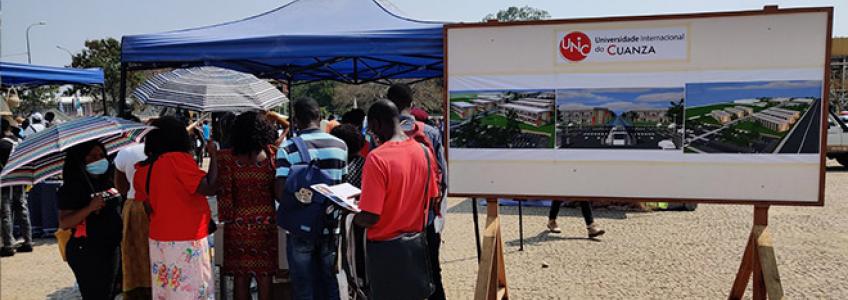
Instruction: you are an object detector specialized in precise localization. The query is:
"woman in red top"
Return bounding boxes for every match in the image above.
[216,111,278,300]
[134,116,219,300]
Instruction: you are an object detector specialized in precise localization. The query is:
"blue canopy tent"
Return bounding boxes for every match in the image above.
[0,62,104,86]
[0,62,108,114]
[119,0,445,113]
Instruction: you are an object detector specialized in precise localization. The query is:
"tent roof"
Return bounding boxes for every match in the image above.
[121,0,445,83]
[0,62,104,86]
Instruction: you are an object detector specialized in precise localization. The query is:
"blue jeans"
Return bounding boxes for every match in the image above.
[287,234,340,300]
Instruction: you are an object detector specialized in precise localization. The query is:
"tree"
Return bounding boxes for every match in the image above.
[291,81,337,114]
[67,38,151,114]
[667,99,684,126]
[484,6,551,22]
[15,86,59,115]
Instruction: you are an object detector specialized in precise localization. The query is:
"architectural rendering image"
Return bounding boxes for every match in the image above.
[555,87,684,150]
[683,80,823,154]
[449,90,556,148]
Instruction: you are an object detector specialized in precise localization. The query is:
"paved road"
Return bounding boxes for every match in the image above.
[778,99,821,154]
[559,126,678,149]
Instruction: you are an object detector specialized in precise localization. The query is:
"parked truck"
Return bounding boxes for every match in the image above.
[827,111,848,166]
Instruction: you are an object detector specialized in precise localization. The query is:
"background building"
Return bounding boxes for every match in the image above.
[630,109,668,123]
[499,103,552,127]
[559,107,614,125]
[832,37,847,111]
[451,101,477,119]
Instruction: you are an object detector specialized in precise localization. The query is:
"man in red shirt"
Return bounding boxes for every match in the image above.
[354,100,439,298]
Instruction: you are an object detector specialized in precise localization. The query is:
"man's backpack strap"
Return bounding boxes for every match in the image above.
[291,136,312,163]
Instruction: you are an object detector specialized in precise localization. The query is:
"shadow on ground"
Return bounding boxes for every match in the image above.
[826,166,848,173]
[46,286,79,300]
[447,198,632,220]
[504,231,602,248]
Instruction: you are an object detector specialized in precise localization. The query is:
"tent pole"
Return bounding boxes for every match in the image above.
[101,86,108,116]
[287,75,294,137]
[119,63,127,115]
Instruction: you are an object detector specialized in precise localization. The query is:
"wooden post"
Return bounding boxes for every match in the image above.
[474,198,509,300]
[728,206,784,300]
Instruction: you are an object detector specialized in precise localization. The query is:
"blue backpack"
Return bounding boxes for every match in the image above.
[277,137,334,238]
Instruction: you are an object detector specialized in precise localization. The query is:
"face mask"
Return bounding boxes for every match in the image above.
[85,158,109,175]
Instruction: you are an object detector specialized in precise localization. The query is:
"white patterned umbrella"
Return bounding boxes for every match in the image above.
[132,66,287,112]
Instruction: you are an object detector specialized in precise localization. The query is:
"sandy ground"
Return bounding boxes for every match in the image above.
[3,162,848,299]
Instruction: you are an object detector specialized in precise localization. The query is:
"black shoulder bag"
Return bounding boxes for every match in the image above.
[365,144,435,300]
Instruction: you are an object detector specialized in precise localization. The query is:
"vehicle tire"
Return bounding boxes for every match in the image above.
[837,156,848,168]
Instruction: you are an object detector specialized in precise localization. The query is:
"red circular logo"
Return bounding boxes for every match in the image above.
[559,31,591,62]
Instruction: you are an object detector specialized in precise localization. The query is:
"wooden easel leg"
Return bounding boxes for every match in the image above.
[728,206,784,300]
[474,198,509,300]
[728,233,753,300]
[754,225,784,299]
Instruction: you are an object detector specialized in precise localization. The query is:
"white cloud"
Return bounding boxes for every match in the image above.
[602,101,653,111]
[709,80,821,91]
[635,91,684,102]
[555,90,614,101]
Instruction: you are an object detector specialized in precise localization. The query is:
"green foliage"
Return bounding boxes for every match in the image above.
[67,38,150,114]
[15,86,59,115]
[291,81,337,113]
[484,6,551,22]
[667,99,684,126]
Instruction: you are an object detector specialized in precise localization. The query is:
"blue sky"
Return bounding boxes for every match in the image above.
[3,0,845,68]
[556,88,683,114]
[685,80,823,107]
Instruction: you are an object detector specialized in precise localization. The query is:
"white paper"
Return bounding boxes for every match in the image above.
[311,183,361,212]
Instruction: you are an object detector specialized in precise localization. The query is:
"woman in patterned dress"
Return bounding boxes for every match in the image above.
[216,111,279,300]
[134,116,219,300]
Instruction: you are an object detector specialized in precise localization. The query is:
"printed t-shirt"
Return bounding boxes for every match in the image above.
[134,152,210,241]
[358,138,439,241]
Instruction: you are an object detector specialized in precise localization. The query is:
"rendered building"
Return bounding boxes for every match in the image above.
[559,107,614,126]
[630,109,668,123]
[451,102,477,119]
[724,107,748,118]
[499,103,552,127]
[711,110,733,124]
[753,114,791,132]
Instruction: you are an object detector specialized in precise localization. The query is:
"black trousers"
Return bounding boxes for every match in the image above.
[426,224,445,300]
[548,201,594,226]
[66,237,121,300]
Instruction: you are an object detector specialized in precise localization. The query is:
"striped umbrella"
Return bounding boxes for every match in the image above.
[132,66,288,112]
[0,116,152,186]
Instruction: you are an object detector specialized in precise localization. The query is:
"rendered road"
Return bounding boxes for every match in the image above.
[778,99,821,154]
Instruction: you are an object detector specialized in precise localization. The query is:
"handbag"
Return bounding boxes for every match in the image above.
[365,144,435,300]
[5,88,20,109]
[145,158,217,236]
[54,228,72,261]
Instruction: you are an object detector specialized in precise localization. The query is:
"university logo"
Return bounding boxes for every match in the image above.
[559,31,591,62]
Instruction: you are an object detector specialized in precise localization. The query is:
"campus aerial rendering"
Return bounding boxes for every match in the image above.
[556,87,684,150]
[683,80,823,154]
[449,90,556,148]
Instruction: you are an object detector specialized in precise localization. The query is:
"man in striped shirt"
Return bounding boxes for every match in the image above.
[274,97,347,300]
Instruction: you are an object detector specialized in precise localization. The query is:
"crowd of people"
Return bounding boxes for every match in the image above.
[0,111,62,257]
[46,83,447,300]
[0,83,606,300]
